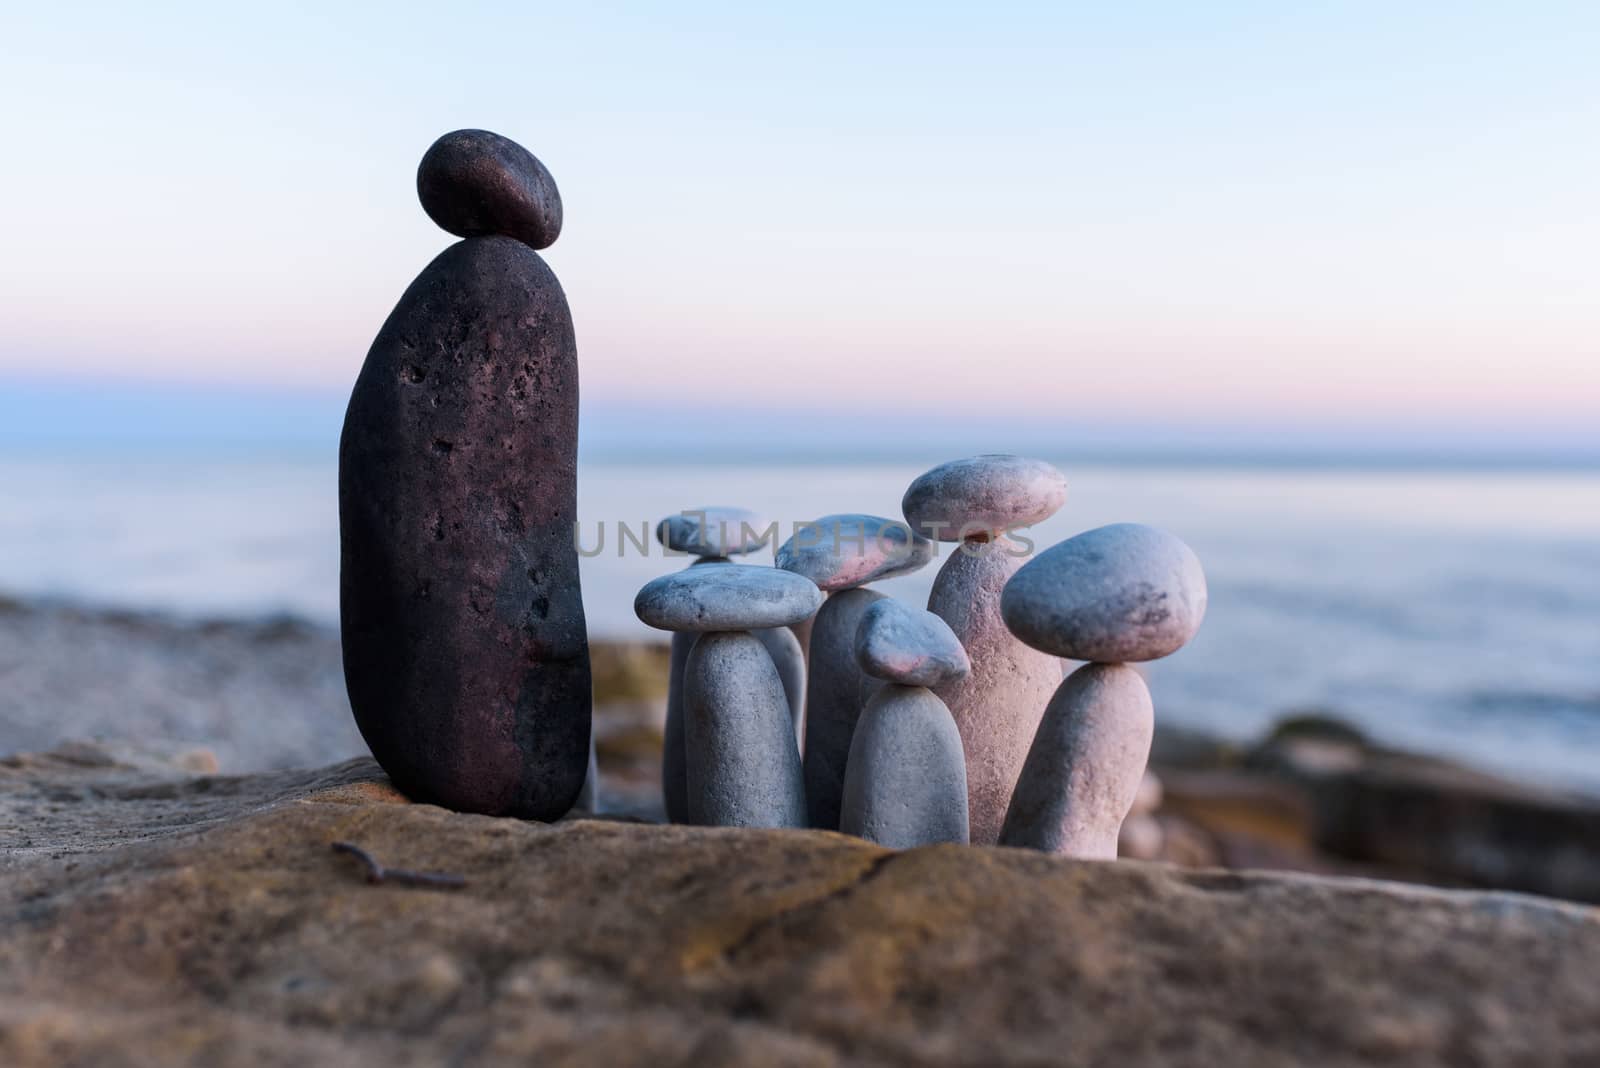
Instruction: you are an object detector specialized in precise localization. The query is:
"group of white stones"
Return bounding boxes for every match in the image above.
[632,454,1207,858]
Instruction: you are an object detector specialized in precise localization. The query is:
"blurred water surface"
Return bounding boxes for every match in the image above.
[2,451,1597,792]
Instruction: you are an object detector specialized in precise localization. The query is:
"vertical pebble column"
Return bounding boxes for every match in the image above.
[997,523,1207,857]
[840,598,972,847]
[777,515,933,830]
[903,456,1068,844]
[653,507,796,823]
[635,564,822,827]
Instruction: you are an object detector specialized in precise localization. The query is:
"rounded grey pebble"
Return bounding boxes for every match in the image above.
[840,684,970,848]
[684,631,807,828]
[775,514,933,591]
[656,507,774,557]
[635,564,823,632]
[1000,523,1207,662]
[999,662,1154,858]
[417,129,563,250]
[902,455,1067,542]
[802,587,886,830]
[855,598,971,687]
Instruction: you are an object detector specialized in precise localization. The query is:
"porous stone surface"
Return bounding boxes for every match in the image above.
[417,129,563,249]
[4,742,1599,1068]
[683,632,806,828]
[928,537,1062,845]
[656,507,774,557]
[803,587,886,830]
[1001,523,1207,662]
[636,565,824,633]
[902,455,1068,541]
[340,234,589,821]
[1001,663,1155,858]
[854,598,970,688]
[662,624,806,824]
[840,685,969,848]
[776,514,933,591]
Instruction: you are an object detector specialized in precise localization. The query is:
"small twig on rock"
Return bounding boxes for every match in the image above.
[331,841,467,890]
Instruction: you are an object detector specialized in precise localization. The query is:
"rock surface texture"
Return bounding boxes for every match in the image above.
[3,743,1598,1067]
[341,148,590,820]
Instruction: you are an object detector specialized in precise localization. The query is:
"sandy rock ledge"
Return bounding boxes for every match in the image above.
[2,742,1597,1067]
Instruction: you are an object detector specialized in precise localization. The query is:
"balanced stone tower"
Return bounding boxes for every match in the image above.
[902,455,1068,844]
[840,598,972,847]
[635,565,822,827]
[655,507,805,823]
[339,130,591,820]
[776,514,933,830]
[997,523,1206,857]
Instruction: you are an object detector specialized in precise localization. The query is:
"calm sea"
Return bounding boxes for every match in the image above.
[2,450,1597,794]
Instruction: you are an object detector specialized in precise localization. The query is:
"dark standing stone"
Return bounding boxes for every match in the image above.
[341,135,589,820]
[417,129,563,250]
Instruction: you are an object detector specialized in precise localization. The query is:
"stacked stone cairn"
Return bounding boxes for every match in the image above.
[654,507,806,823]
[339,129,590,820]
[631,478,1205,858]
[841,598,972,846]
[998,523,1207,857]
[634,564,822,827]
[902,455,1069,844]
[339,133,1208,850]
[774,515,934,829]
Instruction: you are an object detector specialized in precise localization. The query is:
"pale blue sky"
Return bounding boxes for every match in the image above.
[2,2,1597,452]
